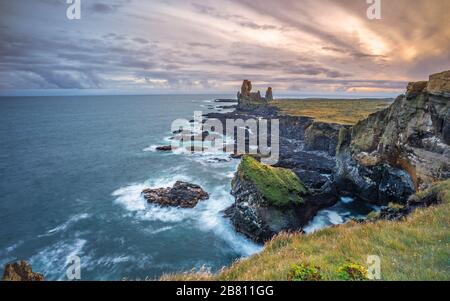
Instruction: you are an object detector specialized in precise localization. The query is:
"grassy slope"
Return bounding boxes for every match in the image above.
[272,98,393,125]
[235,155,308,207]
[163,180,450,281]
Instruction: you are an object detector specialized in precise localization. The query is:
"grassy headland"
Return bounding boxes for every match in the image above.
[272,98,393,125]
[162,180,450,281]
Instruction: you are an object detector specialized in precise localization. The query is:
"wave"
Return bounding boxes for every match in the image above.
[112,173,260,256]
[40,213,91,237]
[29,239,87,280]
[142,145,158,152]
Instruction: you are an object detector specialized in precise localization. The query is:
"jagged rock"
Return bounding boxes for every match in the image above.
[304,122,344,156]
[406,81,428,99]
[142,181,209,208]
[2,261,44,281]
[427,70,450,97]
[242,80,252,98]
[369,179,449,221]
[237,80,269,106]
[225,156,337,243]
[336,70,450,203]
[265,87,273,102]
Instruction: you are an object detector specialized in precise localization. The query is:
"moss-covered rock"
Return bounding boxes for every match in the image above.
[234,155,307,208]
[226,156,338,243]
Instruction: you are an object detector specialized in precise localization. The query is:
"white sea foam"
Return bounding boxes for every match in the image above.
[341,196,354,204]
[29,239,87,280]
[195,186,262,256]
[142,145,158,152]
[327,211,344,225]
[112,175,198,223]
[112,182,149,211]
[41,213,91,237]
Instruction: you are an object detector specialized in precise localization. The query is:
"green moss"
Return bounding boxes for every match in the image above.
[288,263,323,281]
[237,155,307,207]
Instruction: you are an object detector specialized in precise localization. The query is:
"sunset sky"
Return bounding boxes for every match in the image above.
[0,0,449,95]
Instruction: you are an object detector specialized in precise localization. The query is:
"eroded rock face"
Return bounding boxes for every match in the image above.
[427,70,450,97]
[226,156,337,243]
[336,70,450,203]
[142,181,209,208]
[304,122,344,156]
[2,261,44,281]
[406,81,428,99]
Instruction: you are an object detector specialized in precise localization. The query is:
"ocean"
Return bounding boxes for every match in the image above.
[0,95,374,280]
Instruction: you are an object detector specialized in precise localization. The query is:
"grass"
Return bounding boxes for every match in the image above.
[272,98,393,125]
[234,155,308,207]
[162,180,450,281]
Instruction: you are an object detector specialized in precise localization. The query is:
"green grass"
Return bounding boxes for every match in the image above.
[234,155,308,207]
[162,180,450,281]
[272,98,393,125]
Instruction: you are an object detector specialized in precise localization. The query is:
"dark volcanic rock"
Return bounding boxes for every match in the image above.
[304,122,344,156]
[215,99,237,103]
[142,181,209,208]
[2,261,44,281]
[370,180,449,221]
[156,145,172,151]
[225,156,337,243]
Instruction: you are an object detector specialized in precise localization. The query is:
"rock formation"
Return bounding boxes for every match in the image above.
[237,80,271,106]
[265,87,273,102]
[225,155,336,243]
[142,181,209,208]
[336,70,450,204]
[2,261,44,281]
[427,70,450,97]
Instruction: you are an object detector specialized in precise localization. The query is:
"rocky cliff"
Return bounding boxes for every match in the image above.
[225,155,336,242]
[336,70,450,204]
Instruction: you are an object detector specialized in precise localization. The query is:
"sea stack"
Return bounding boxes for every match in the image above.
[237,80,271,105]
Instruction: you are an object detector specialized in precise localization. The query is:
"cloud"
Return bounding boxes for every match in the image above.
[0,0,448,93]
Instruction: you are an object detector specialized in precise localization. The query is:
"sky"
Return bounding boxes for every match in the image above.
[0,0,449,96]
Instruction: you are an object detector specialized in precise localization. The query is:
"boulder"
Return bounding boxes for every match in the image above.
[142,181,209,208]
[2,261,44,281]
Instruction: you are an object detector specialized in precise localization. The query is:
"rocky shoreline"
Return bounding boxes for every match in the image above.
[211,73,449,242]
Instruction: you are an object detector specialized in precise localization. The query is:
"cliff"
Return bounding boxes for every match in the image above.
[336,70,450,204]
